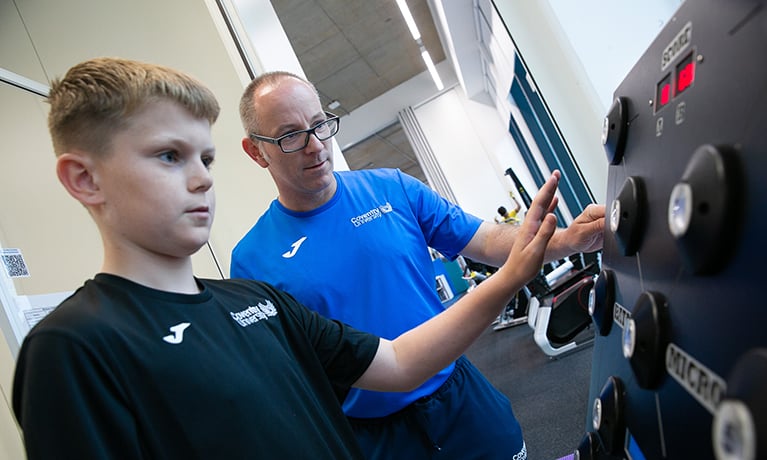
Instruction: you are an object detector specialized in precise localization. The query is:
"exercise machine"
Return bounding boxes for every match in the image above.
[526,253,599,357]
[573,1,767,458]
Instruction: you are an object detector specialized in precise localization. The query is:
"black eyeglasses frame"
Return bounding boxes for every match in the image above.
[249,111,340,154]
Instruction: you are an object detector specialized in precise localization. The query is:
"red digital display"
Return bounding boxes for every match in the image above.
[676,53,695,95]
[655,52,696,113]
[656,74,672,111]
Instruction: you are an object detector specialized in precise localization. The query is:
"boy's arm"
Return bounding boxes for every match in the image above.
[355,171,560,391]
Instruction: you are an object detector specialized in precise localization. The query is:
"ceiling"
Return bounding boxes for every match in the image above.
[270,0,447,181]
[270,0,447,116]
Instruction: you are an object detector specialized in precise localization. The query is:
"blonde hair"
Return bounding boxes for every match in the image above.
[47,57,220,156]
[239,70,317,134]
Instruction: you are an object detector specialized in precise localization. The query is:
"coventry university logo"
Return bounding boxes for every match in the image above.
[350,202,393,227]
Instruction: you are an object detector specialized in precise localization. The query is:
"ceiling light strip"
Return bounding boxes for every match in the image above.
[421,50,444,90]
[395,0,443,90]
[395,0,422,40]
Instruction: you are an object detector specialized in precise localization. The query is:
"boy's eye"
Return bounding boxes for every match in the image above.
[158,151,179,163]
[202,155,215,169]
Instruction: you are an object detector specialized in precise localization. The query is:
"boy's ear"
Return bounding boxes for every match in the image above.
[242,137,270,168]
[56,153,104,206]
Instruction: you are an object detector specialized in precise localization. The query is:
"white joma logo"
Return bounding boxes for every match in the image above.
[163,322,191,344]
[282,236,307,258]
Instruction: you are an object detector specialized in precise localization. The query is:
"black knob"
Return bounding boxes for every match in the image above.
[667,144,743,274]
[610,176,646,256]
[592,376,626,455]
[574,431,601,460]
[713,349,767,460]
[603,97,629,165]
[623,291,670,389]
[589,269,616,336]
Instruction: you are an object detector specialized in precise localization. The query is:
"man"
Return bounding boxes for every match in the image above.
[231,71,605,459]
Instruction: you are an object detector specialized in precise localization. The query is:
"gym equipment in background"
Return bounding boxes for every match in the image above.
[526,253,599,357]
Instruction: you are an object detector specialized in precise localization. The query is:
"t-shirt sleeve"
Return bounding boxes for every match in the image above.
[396,169,483,259]
[13,332,142,459]
[277,291,380,389]
[230,243,252,279]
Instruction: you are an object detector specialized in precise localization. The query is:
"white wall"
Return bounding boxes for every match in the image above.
[335,60,457,150]
[335,59,530,222]
[547,0,684,112]
[414,88,506,219]
[488,1,682,204]
[414,88,535,220]
[489,1,608,204]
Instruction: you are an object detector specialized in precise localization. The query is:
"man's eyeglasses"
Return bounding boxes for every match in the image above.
[249,112,340,154]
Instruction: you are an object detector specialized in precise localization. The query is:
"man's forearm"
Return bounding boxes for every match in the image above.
[543,228,575,263]
[464,223,570,268]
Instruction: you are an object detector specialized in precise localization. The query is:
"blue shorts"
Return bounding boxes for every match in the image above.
[349,356,526,460]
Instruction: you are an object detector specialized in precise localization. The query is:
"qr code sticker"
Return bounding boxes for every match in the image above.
[1,249,30,278]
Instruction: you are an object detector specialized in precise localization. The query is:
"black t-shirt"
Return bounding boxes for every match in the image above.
[13,274,379,459]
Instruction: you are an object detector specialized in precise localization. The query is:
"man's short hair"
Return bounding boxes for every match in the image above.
[239,70,317,134]
[47,57,220,156]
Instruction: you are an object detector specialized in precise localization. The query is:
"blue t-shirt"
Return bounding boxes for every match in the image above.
[231,169,482,417]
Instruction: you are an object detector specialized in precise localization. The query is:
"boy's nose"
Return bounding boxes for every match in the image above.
[189,162,213,191]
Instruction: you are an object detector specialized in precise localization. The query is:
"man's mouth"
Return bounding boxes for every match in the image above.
[306,160,326,170]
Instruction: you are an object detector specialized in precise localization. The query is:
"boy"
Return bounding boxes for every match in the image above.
[12,57,559,459]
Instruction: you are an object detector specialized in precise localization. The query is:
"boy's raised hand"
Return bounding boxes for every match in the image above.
[499,170,560,283]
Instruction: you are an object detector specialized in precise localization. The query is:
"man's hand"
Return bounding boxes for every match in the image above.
[560,203,605,255]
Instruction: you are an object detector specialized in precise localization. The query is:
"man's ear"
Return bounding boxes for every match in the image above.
[56,153,103,206]
[242,137,270,168]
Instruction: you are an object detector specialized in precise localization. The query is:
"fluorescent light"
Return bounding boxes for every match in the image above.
[421,49,444,90]
[327,100,341,110]
[395,0,421,40]
[395,0,441,90]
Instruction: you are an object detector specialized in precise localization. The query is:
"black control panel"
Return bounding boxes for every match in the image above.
[579,1,767,459]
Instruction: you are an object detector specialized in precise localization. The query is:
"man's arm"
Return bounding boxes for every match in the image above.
[462,203,606,268]
[355,171,560,391]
